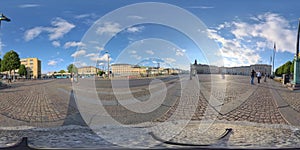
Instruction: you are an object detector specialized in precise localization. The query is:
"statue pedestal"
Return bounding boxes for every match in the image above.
[289,58,300,90]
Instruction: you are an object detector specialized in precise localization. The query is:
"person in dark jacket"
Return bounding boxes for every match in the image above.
[250,69,255,85]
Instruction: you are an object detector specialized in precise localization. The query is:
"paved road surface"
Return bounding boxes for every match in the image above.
[0,74,299,127]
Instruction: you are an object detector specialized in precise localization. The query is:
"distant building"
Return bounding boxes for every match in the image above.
[111,63,180,78]
[77,66,100,76]
[20,58,41,79]
[193,64,220,74]
[192,63,271,76]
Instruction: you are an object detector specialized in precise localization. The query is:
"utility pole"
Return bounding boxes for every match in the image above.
[106,50,110,79]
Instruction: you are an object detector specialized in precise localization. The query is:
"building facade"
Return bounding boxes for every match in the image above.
[111,64,180,78]
[20,58,41,79]
[193,63,272,76]
[193,64,220,74]
[77,66,100,76]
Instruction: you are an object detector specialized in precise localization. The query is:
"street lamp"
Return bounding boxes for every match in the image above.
[0,14,11,27]
[105,50,110,79]
[0,14,10,83]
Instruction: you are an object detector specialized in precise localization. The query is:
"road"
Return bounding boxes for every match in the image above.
[0,74,300,127]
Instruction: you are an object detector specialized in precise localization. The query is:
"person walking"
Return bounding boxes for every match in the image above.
[251,69,255,85]
[256,71,262,84]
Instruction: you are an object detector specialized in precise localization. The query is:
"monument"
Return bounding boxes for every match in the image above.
[291,18,300,90]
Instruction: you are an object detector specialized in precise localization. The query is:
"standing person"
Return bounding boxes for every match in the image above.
[256,70,262,84]
[251,69,256,85]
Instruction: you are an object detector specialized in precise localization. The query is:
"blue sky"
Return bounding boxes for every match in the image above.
[0,0,300,73]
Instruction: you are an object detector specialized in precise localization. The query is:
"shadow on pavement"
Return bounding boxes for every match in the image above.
[62,90,88,127]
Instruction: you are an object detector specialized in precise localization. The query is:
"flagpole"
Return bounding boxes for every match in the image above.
[273,43,276,76]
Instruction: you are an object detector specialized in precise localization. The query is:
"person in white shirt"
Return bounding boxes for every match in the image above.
[256,71,262,84]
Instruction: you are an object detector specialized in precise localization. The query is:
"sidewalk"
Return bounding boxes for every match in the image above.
[268,79,300,126]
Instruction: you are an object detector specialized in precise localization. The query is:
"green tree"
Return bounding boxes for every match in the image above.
[58,70,66,73]
[0,58,2,72]
[1,50,21,78]
[67,64,78,74]
[18,64,27,78]
[283,61,292,74]
[97,70,105,76]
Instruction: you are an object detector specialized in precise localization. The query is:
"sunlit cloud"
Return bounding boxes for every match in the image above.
[146,50,154,55]
[96,22,121,36]
[47,58,63,66]
[52,41,61,47]
[126,26,144,33]
[71,50,86,58]
[18,4,40,8]
[207,12,296,67]
[24,18,75,41]
[64,41,85,49]
[127,15,144,20]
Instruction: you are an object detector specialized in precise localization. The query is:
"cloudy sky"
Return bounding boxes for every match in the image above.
[0,0,299,73]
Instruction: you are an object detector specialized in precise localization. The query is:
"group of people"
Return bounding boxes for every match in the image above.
[251,69,266,85]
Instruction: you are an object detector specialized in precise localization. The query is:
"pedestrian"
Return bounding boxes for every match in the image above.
[264,72,267,82]
[251,69,255,85]
[7,74,11,85]
[256,71,262,84]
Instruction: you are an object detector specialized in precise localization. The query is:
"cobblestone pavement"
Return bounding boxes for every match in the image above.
[0,75,296,127]
[155,74,289,125]
[0,79,78,127]
[0,75,300,148]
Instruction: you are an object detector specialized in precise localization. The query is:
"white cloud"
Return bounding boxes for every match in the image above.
[75,14,92,19]
[188,6,214,9]
[18,4,40,8]
[230,13,296,53]
[24,27,45,41]
[174,48,186,56]
[126,26,144,33]
[131,54,142,60]
[95,46,104,51]
[129,50,137,54]
[73,61,87,67]
[85,53,98,57]
[208,28,260,67]
[24,18,75,41]
[96,22,121,36]
[165,58,176,64]
[48,60,57,66]
[64,41,85,49]
[146,50,154,55]
[206,12,297,67]
[48,18,75,40]
[127,16,144,20]
[52,41,60,47]
[89,53,112,62]
[71,50,86,58]
[47,58,63,66]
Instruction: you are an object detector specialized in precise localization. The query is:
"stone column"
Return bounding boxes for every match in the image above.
[293,58,300,84]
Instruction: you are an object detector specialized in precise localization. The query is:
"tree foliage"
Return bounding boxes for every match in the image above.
[58,70,66,73]
[67,64,78,73]
[18,64,27,77]
[275,60,294,76]
[97,70,105,76]
[1,50,20,74]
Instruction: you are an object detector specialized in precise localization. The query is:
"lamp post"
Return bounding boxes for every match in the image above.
[292,18,300,88]
[0,14,10,84]
[105,50,110,79]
